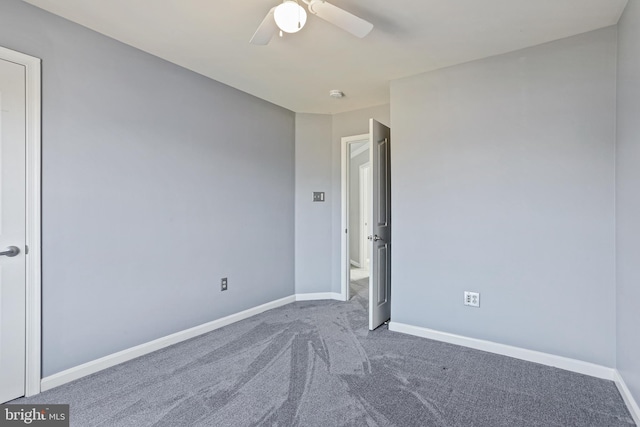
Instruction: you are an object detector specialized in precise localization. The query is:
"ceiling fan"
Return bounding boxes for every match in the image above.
[250,0,373,45]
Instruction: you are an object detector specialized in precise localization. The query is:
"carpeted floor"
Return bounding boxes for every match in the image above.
[10,289,635,426]
[349,277,369,306]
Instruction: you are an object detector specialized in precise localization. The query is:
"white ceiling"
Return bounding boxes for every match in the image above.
[21,0,627,114]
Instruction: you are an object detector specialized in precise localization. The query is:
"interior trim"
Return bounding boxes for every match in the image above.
[388,321,615,380]
[41,295,296,392]
[389,321,640,420]
[41,292,349,392]
[614,370,640,425]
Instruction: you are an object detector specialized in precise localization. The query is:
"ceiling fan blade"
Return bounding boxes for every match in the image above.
[307,0,373,38]
[250,7,278,45]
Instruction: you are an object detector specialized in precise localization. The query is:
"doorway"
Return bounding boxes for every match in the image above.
[0,46,42,402]
[340,119,391,330]
[345,138,371,305]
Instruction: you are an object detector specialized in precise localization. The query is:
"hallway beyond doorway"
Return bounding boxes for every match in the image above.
[350,266,368,302]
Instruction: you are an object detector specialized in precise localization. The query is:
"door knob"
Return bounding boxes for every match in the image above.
[0,246,20,257]
[367,235,383,242]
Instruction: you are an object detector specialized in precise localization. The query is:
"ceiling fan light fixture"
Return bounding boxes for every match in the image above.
[274,0,307,34]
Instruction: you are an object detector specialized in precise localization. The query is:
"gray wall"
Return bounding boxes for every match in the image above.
[331,105,390,293]
[294,106,389,295]
[349,149,370,265]
[0,0,295,376]
[295,114,332,294]
[616,0,640,405]
[391,28,617,366]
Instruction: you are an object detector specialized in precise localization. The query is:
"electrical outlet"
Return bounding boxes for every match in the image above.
[221,277,228,291]
[464,291,480,308]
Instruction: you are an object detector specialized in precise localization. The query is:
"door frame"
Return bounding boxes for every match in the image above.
[359,163,370,269]
[0,46,42,397]
[340,133,370,301]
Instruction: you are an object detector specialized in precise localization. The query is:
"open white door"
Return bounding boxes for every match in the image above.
[0,46,41,402]
[0,56,27,403]
[368,119,391,330]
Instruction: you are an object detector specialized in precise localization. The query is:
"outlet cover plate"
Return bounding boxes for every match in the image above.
[464,291,480,308]
[221,278,228,291]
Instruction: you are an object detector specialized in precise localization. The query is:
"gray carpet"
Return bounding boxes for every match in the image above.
[10,290,635,426]
[350,276,369,306]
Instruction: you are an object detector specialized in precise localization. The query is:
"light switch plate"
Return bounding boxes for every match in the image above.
[464,291,480,307]
[313,192,325,202]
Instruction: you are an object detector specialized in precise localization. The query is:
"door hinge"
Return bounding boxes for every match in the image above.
[345,228,348,234]
[25,245,29,254]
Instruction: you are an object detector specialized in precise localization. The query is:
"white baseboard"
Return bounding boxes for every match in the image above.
[614,370,640,425]
[388,322,615,381]
[41,295,296,392]
[295,292,343,301]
